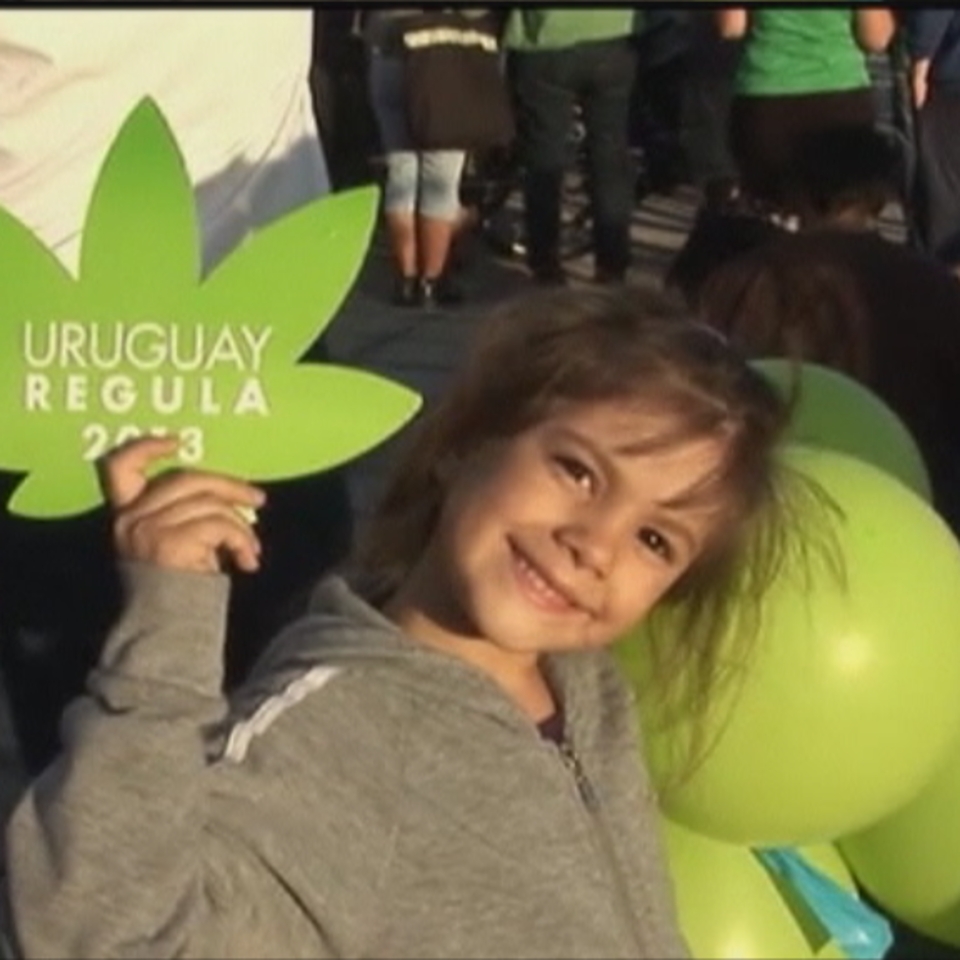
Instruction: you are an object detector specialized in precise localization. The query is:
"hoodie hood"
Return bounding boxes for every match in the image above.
[241,575,634,749]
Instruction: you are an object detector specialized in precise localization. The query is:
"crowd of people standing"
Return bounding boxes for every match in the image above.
[314,7,960,294]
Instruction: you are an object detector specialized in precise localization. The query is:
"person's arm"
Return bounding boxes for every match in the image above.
[715,8,748,40]
[911,56,933,108]
[1,440,315,957]
[904,9,955,107]
[2,564,324,957]
[852,7,897,54]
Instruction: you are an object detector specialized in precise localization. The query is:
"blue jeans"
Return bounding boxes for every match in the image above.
[367,51,465,220]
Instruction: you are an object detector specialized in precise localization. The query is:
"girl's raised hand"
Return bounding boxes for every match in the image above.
[98,435,266,575]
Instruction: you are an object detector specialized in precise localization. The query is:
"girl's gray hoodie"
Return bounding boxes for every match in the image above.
[3,562,689,959]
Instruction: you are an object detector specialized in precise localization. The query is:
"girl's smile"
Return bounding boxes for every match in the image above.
[384,395,731,704]
[508,537,590,616]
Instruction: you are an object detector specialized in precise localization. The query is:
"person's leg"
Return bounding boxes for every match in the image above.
[382,152,420,302]
[510,48,578,283]
[579,36,639,281]
[634,55,688,196]
[729,94,794,216]
[681,69,740,207]
[367,49,421,305]
[887,48,920,247]
[912,92,960,269]
[417,149,467,306]
[679,14,742,208]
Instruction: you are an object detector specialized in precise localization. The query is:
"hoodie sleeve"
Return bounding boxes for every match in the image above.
[2,561,338,959]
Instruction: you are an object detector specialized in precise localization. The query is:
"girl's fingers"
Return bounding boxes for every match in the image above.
[99,434,182,508]
[101,436,267,575]
[117,497,262,574]
[118,468,265,522]
[158,515,262,574]
[100,436,264,515]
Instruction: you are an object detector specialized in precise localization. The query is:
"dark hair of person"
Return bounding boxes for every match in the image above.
[698,233,875,382]
[665,205,785,309]
[790,124,901,226]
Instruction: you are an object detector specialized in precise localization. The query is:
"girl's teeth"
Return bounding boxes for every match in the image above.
[518,555,567,605]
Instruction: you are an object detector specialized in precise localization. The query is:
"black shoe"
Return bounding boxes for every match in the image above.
[392,275,420,308]
[419,274,464,310]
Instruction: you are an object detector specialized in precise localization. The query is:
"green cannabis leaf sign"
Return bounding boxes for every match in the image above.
[0,98,421,519]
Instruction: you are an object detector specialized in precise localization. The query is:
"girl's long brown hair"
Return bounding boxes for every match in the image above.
[353,284,838,772]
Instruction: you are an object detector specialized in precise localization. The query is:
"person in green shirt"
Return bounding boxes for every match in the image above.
[716,6,895,222]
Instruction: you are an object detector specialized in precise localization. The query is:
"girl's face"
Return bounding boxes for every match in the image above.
[391,397,731,670]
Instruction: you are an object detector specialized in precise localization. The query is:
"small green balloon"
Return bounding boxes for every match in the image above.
[752,358,932,501]
[840,743,960,948]
[663,819,816,959]
[616,445,960,846]
[817,943,849,960]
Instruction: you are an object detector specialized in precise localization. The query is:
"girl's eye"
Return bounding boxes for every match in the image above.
[638,526,673,561]
[555,455,595,492]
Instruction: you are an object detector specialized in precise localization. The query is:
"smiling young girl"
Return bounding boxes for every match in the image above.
[4,286,795,959]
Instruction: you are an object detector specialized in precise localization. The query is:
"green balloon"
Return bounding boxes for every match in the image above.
[662,819,854,959]
[839,743,960,948]
[817,942,849,960]
[616,445,960,846]
[664,819,813,958]
[752,358,932,501]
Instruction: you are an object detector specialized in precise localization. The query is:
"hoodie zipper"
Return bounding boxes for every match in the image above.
[557,739,598,806]
[554,738,647,955]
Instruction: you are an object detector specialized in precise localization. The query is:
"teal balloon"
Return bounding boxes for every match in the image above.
[615,445,960,846]
[751,358,932,501]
